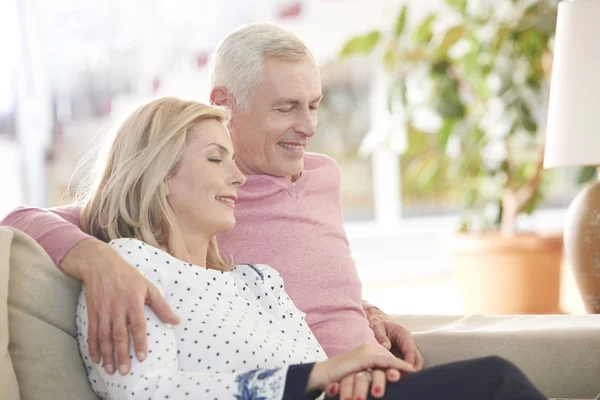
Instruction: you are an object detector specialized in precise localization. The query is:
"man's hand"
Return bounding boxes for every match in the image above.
[365,306,425,370]
[306,344,415,394]
[60,238,180,375]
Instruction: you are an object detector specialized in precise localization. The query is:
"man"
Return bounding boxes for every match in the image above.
[1,22,423,377]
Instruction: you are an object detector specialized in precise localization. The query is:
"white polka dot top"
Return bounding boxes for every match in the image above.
[76,238,327,400]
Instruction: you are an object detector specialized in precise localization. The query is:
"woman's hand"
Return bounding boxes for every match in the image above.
[324,368,401,399]
[306,344,416,395]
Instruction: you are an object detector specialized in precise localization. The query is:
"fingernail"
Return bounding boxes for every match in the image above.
[328,385,336,395]
[374,387,382,394]
[137,352,146,361]
[356,397,364,400]
[105,364,115,374]
[165,324,173,329]
[119,364,128,375]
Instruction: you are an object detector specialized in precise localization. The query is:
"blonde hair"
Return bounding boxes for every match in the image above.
[80,97,231,270]
[210,22,314,112]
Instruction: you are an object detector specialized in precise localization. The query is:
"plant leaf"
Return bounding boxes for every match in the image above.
[522,118,537,134]
[399,48,430,62]
[340,30,381,58]
[445,0,467,14]
[404,126,430,157]
[517,29,546,61]
[387,77,407,113]
[577,166,597,185]
[460,188,478,208]
[395,5,408,38]
[459,217,470,232]
[494,26,511,53]
[437,25,465,55]
[431,60,450,75]
[412,14,436,44]
[437,118,457,150]
[522,186,544,215]
[433,76,465,118]
[416,156,444,192]
[383,47,396,73]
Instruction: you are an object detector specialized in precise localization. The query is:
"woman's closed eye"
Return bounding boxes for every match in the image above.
[208,157,223,163]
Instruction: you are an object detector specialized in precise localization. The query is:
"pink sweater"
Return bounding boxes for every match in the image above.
[1,153,386,357]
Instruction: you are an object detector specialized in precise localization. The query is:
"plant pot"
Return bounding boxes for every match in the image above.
[445,232,563,314]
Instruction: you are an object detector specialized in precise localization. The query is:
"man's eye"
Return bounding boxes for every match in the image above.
[278,108,292,113]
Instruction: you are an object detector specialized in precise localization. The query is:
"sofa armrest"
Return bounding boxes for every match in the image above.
[392,314,600,399]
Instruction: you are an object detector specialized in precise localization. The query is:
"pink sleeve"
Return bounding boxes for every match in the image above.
[0,205,90,265]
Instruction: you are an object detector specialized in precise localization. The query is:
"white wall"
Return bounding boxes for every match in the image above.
[0,137,25,218]
[154,0,444,100]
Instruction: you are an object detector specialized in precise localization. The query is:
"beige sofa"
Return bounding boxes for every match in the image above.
[1,226,599,400]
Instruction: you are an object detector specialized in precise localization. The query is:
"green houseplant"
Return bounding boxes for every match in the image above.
[341,0,595,313]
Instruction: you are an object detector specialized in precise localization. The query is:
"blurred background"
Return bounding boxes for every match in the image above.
[0,0,589,315]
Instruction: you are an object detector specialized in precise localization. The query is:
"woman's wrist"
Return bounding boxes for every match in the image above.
[305,361,328,393]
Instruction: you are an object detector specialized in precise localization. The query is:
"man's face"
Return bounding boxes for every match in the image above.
[228,56,322,179]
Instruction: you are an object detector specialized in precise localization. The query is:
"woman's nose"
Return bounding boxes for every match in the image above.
[232,165,246,187]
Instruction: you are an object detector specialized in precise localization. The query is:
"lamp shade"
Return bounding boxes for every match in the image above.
[544,0,600,169]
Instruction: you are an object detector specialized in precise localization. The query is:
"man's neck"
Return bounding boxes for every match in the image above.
[289,172,302,183]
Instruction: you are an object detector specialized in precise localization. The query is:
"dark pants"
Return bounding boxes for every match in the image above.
[356,356,547,400]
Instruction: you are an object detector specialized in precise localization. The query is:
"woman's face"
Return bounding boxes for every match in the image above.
[165,119,246,239]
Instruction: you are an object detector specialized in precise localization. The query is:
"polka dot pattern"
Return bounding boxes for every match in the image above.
[76,238,326,399]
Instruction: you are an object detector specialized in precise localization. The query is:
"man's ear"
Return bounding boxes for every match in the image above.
[210,87,231,107]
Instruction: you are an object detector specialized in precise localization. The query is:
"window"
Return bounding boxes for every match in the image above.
[307,58,375,221]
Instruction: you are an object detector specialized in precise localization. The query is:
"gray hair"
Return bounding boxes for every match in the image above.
[210,22,314,112]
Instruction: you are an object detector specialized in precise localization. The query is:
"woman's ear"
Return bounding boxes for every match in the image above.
[164,179,171,197]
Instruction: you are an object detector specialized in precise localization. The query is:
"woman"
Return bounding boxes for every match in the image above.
[75,97,547,400]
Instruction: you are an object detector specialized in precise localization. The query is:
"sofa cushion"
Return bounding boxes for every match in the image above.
[0,229,20,400]
[397,314,600,399]
[4,227,99,400]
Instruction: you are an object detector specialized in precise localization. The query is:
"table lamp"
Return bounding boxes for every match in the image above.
[544,0,600,313]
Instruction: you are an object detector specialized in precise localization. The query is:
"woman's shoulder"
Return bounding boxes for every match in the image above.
[233,263,279,275]
[107,238,172,275]
[108,237,148,251]
[232,263,283,283]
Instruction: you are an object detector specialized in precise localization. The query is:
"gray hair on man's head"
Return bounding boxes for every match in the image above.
[210,22,314,112]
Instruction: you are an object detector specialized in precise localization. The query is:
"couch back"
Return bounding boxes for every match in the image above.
[2,226,600,399]
[0,229,19,399]
[0,227,100,400]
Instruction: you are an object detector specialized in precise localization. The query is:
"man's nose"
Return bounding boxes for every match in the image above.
[295,108,316,137]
